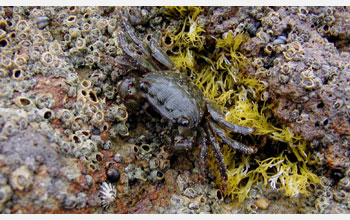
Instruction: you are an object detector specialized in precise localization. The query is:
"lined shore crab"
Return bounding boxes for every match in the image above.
[111,11,257,181]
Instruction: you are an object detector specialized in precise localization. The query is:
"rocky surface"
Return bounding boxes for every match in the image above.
[0,6,349,213]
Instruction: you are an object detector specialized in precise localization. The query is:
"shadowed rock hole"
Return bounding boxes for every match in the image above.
[44,111,52,119]
[73,135,81,144]
[164,36,172,45]
[96,154,103,162]
[217,190,223,200]
[156,171,163,178]
[82,131,89,136]
[20,98,30,106]
[317,102,324,108]
[89,91,97,102]
[323,119,329,126]
[141,145,150,152]
[169,155,177,168]
[89,164,96,171]
[6,19,12,26]
[331,170,344,182]
[14,69,21,78]
[184,24,190,32]
[172,46,179,53]
[133,146,139,153]
[136,50,142,56]
[9,32,16,38]
[117,108,126,118]
[82,80,90,88]
[92,127,101,135]
[0,39,7,47]
[146,35,152,42]
[68,16,75,22]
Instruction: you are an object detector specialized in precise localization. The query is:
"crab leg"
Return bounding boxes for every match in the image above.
[208,120,257,154]
[118,32,160,72]
[204,122,228,181]
[120,19,156,60]
[197,127,208,178]
[207,102,255,135]
[149,31,175,69]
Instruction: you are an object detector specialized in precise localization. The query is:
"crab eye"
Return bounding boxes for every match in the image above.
[139,82,148,92]
[178,117,190,127]
[118,79,131,98]
[128,86,137,96]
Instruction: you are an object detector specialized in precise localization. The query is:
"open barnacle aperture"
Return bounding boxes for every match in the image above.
[113,11,257,181]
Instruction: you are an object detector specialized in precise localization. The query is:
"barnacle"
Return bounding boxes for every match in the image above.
[159,159,170,170]
[333,190,347,202]
[0,29,6,39]
[10,166,34,191]
[150,170,164,182]
[87,162,98,172]
[41,52,54,66]
[12,69,24,81]
[58,109,74,124]
[70,134,82,146]
[34,93,55,109]
[15,96,35,110]
[283,47,296,61]
[75,38,86,50]
[16,20,29,32]
[338,177,350,191]
[1,55,12,68]
[14,54,28,67]
[264,43,274,55]
[107,19,117,34]
[99,182,117,209]
[115,123,129,137]
[302,78,316,89]
[114,104,128,123]
[81,22,92,33]
[96,18,108,32]
[140,143,152,154]
[149,157,160,170]
[65,15,77,26]
[39,108,55,121]
[280,63,291,75]
[90,152,104,163]
[0,185,13,205]
[183,187,197,198]
[134,167,147,182]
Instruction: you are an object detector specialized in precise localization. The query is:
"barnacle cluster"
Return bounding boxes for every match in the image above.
[0,6,127,213]
[165,173,225,214]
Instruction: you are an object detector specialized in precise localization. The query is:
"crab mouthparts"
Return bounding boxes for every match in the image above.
[173,136,193,151]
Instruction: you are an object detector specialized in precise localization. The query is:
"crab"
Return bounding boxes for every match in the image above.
[111,11,257,181]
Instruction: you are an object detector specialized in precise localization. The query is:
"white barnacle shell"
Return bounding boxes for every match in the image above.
[99,182,117,209]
